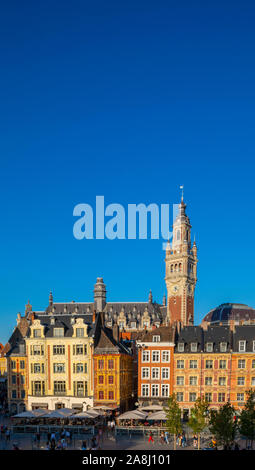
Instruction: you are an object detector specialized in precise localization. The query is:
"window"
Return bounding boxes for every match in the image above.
[219,377,226,386]
[152,351,160,362]
[76,328,84,338]
[253,341,255,352]
[191,343,197,352]
[219,360,226,369]
[109,391,114,400]
[141,368,150,379]
[98,360,104,370]
[239,341,246,352]
[53,345,65,355]
[252,360,255,369]
[142,351,150,363]
[177,376,184,386]
[54,328,64,337]
[54,381,66,395]
[12,390,16,399]
[99,391,104,400]
[151,384,159,397]
[34,329,41,338]
[252,377,255,387]
[19,344,25,354]
[220,342,227,353]
[20,375,25,385]
[99,376,104,384]
[237,377,245,386]
[237,393,244,402]
[74,363,84,373]
[108,360,114,369]
[205,393,212,402]
[206,342,213,353]
[238,359,246,369]
[178,343,184,352]
[176,392,183,402]
[74,381,86,397]
[130,322,136,329]
[109,376,114,384]
[190,393,196,402]
[162,368,169,379]
[11,361,16,370]
[153,335,160,342]
[205,360,213,369]
[141,384,149,397]
[205,376,213,386]
[190,360,197,369]
[32,381,45,396]
[21,390,25,399]
[162,351,170,362]
[119,321,125,329]
[32,363,42,373]
[189,376,197,386]
[53,363,65,373]
[177,360,184,369]
[31,345,44,355]
[73,344,87,355]
[151,368,160,379]
[161,384,169,397]
[218,393,225,403]
[11,375,16,385]
[20,361,25,369]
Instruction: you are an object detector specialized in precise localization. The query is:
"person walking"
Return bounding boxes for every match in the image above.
[164,431,169,445]
[148,432,154,444]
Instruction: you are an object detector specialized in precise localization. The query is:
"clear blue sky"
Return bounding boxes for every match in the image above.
[0,0,255,343]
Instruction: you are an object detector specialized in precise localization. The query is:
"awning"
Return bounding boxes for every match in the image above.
[118,410,148,420]
[147,411,167,420]
[140,405,163,411]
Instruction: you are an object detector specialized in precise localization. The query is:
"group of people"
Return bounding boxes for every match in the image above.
[176,433,187,447]
[81,436,99,450]
[148,430,170,445]
[42,429,72,450]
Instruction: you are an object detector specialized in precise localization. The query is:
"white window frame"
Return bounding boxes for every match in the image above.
[162,350,170,363]
[206,342,213,353]
[151,367,160,379]
[161,367,170,380]
[190,343,197,352]
[151,384,159,397]
[189,376,198,386]
[176,376,184,386]
[142,350,150,363]
[239,340,246,352]
[141,384,150,397]
[152,350,160,363]
[152,335,160,342]
[178,343,184,352]
[161,384,169,397]
[220,342,227,353]
[141,367,150,379]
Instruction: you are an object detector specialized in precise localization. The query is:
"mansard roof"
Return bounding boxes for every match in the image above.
[136,325,176,343]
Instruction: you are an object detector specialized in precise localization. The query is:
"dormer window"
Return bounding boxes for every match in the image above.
[191,343,197,352]
[54,328,64,337]
[220,342,227,353]
[131,322,136,329]
[178,343,184,352]
[34,329,41,338]
[153,335,160,342]
[76,328,84,338]
[50,318,55,325]
[239,340,246,352]
[206,342,213,353]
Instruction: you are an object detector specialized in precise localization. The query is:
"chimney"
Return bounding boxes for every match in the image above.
[229,319,235,332]
[93,310,96,323]
[113,323,119,343]
[201,321,208,331]
[16,313,21,325]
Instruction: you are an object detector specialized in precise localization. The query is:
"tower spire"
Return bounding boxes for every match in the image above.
[180,185,184,202]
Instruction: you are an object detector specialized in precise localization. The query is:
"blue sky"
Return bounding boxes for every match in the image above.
[0,0,255,343]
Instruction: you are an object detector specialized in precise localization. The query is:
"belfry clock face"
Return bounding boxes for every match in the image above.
[172,285,179,294]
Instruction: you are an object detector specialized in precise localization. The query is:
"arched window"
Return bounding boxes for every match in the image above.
[179,263,182,272]
[170,265,173,273]
[176,230,181,241]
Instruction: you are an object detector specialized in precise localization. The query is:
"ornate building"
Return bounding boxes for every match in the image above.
[165,197,197,327]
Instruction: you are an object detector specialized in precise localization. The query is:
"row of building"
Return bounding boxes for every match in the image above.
[1,197,255,418]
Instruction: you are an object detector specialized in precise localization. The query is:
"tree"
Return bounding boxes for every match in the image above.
[238,389,255,449]
[188,396,209,450]
[209,402,237,449]
[164,394,182,450]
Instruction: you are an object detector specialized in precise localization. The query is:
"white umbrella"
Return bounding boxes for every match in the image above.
[70,411,94,419]
[140,405,163,411]
[147,410,167,420]
[45,409,74,419]
[13,411,37,419]
[118,410,147,420]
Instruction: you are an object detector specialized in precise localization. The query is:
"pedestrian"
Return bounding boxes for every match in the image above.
[66,430,70,444]
[160,431,165,444]
[81,440,87,450]
[148,432,154,444]
[182,434,186,448]
[5,429,10,441]
[164,431,169,445]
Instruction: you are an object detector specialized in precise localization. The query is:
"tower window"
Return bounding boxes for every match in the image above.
[176,230,181,241]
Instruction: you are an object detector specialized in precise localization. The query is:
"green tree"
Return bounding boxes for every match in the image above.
[209,402,237,449]
[164,394,182,450]
[188,396,209,450]
[238,389,255,449]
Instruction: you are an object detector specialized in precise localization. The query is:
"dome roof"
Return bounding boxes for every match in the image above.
[202,303,255,324]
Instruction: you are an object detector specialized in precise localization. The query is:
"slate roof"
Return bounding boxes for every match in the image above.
[136,325,176,343]
[202,303,255,324]
[93,314,131,355]
[26,313,96,338]
[175,325,233,353]
[232,325,255,352]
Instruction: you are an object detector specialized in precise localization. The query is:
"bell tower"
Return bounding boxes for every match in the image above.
[165,194,197,326]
